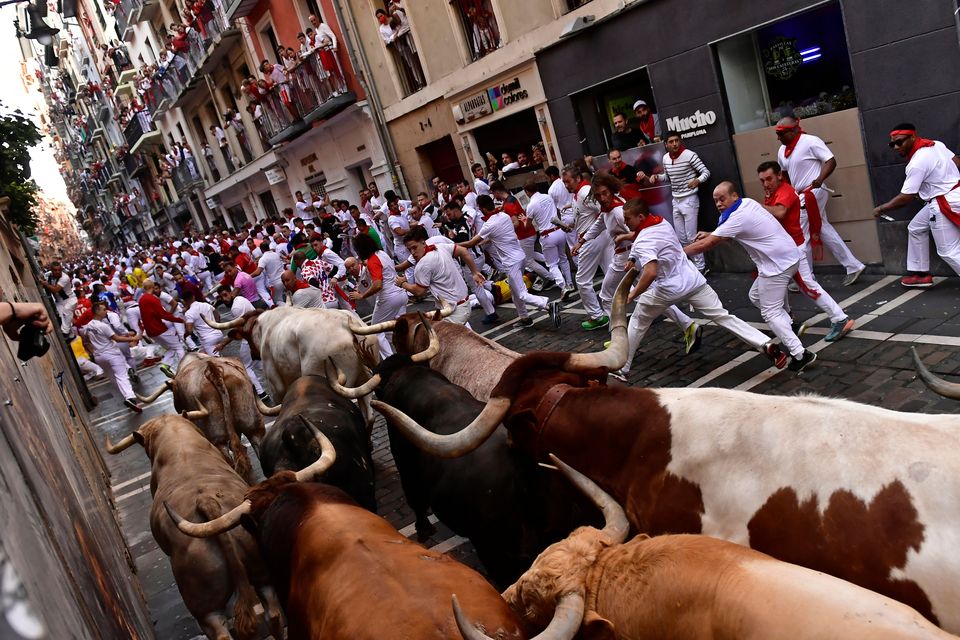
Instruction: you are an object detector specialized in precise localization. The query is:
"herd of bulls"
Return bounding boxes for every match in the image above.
[105,270,960,639]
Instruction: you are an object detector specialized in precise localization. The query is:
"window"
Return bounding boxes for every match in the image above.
[259,190,279,218]
[716,3,856,134]
[450,0,501,61]
[563,0,594,12]
[306,172,327,200]
[260,23,281,63]
[372,1,425,96]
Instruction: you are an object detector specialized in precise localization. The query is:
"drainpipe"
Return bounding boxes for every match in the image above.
[330,0,407,198]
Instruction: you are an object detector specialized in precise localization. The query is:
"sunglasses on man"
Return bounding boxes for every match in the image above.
[889,137,910,149]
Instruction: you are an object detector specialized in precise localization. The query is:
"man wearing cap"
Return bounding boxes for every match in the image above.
[775,116,866,286]
[874,123,960,287]
[633,99,661,144]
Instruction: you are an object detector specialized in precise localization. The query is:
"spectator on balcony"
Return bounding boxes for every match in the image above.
[309,13,347,95]
[209,124,235,173]
[260,60,298,123]
[201,141,220,182]
[225,109,254,163]
[375,6,424,92]
[282,47,299,73]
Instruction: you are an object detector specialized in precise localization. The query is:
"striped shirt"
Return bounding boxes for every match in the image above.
[658,148,711,199]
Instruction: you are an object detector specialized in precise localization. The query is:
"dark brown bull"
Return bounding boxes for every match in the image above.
[136,352,270,482]
[376,270,960,632]
[105,415,286,640]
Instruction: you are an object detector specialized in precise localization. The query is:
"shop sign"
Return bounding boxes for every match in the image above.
[665,109,717,139]
[488,77,528,112]
[264,166,287,186]
[204,197,218,209]
[762,37,803,80]
[459,91,492,123]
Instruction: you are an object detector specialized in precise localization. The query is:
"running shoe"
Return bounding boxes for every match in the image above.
[581,315,609,331]
[842,266,866,286]
[128,368,141,384]
[549,301,562,328]
[788,350,818,373]
[608,369,629,383]
[764,343,788,369]
[518,317,534,327]
[900,274,934,288]
[158,363,176,378]
[123,398,143,414]
[531,276,545,292]
[824,317,854,342]
[481,313,500,326]
[683,323,703,355]
[560,286,576,302]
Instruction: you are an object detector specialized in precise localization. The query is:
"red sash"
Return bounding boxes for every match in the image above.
[800,188,824,260]
[935,182,960,228]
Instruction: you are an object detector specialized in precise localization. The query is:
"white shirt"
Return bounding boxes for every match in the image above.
[413,242,468,306]
[629,219,705,298]
[291,285,330,308]
[901,141,960,201]
[474,177,490,196]
[314,22,337,48]
[295,200,313,221]
[56,273,76,300]
[82,318,121,355]
[231,294,256,318]
[711,198,801,276]
[525,192,558,232]
[573,183,601,235]
[584,199,631,268]
[777,133,833,192]
[411,217,440,237]
[389,213,410,245]
[184,302,222,344]
[549,178,573,212]
[478,212,526,266]
[258,250,284,284]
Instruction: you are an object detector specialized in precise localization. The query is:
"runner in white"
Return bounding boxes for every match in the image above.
[181,291,223,356]
[653,132,711,272]
[874,123,960,288]
[42,262,78,336]
[348,232,408,358]
[523,177,574,299]
[81,301,142,413]
[282,270,330,309]
[562,164,612,330]
[215,285,268,398]
[776,117,865,285]
[258,245,285,306]
[685,182,816,373]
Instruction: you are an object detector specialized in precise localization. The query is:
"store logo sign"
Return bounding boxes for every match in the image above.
[459,91,492,123]
[665,109,717,139]
[762,37,803,80]
[488,77,529,112]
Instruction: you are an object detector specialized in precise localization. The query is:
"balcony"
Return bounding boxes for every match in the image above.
[123,110,162,152]
[122,151,149,177]
[450,0,501,62]
[113,0,130,38]
[170,158,205,195]
[256,49,356,146]
[165,2,241,110]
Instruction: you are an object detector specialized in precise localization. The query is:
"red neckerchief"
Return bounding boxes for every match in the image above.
[573,180,590,201]
[777,123,804,158]
[601,196,625,213]
[291,279,310,291]
[422,244,436,255]
[907,138,935,160]
[629,214,665,241]
[638,115,655,142]
[668,145,686,161]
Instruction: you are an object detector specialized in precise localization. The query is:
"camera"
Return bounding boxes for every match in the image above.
[17,323,50,361]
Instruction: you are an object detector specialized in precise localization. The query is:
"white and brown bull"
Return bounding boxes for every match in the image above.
[206,306,380,425]
[105,415,297,640]
[455,456,955,640]
[136,352,269,482]
[376,270,960,632]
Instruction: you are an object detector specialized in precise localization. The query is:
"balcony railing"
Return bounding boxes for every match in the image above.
[122,152,148,176]
[123,110,156,150]
[170,157,205,194]
[256,48,355,145]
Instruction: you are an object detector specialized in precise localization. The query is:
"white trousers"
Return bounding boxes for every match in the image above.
[77,357,103,380]
[238,341,264,394]
[460,264,496,316]
[575,236,614,319]
[445,302,472,325]
[97,348,135,399]
[253,274,274,308]
[56,297,77,334]
[802,188,864,274]
[907,195,960,275]
[785,243,845,323]
[623,283,769,373]
[519,236,551,281]
[126,305,141,333]
[196,270,214,293]
[372,290,408,359]
[118,342,136,370]
[673,194,704,271]
[199,336,221,357]
[540,229,570,289]
[748,263,804,358]
[153,328,185,370]
[267,278,285,305]
[505,260,547,318]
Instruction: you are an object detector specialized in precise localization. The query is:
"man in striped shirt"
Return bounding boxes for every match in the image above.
[642,132,711,273]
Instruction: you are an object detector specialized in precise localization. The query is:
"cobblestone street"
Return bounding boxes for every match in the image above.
[89,271,960,638]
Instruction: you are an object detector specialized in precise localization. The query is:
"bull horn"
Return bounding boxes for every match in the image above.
[349,318,397,335]
[438,300,454,318]
[165,499,251,538]
[203,315,244,330]
[549,454,629,544]
[135,380,172,404]
[105,433,138,454]
[371,397,510,458]
[324,358,380,399]
[182,402,209,421]
[912,346,960,399]
[452,592,584,640]
[293,421,337,482]
[256,396,282,416]
[566,268,638,372]
[409,312,440,363]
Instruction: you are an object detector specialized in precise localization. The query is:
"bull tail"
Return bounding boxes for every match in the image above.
[196,496,260,638]
[206,364,252,481]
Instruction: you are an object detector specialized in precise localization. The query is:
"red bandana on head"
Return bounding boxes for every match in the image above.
[777,120,804,158]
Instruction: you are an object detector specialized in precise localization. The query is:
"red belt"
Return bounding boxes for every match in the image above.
[540,227,558,237]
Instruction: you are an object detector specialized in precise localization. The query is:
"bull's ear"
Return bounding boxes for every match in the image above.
[579,610,615,640]
[227,329,243,340]
[132,431,145,446]
[431,309,442,321]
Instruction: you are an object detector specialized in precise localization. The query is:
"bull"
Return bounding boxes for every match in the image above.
[455,456,955,640]
[165,450,528,639]
[259,374,376,511]
[375,269,960,631]
[205,306,380,425]
[328,318,599,587]
[105,415,286,640]
[136,352,268,482]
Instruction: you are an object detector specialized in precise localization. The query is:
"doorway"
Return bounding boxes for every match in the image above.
[417,136,463,190]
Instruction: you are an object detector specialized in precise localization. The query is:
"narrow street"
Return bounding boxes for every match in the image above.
[90,271,960,638]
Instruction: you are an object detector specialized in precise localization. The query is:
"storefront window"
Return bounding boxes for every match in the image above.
[450,0,501,61]
[716,2,856,133]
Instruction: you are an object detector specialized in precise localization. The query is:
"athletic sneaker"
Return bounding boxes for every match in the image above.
[683,323,703,355]
[764,343,788,369]
[123,398,143,414]
[603,340,611,349]
[128,368,141,384]
[824,317,855,342]
[518,317,534,327]
[560,286,576,302]
[549,301,562,328]
[842,266,866,286]
[608,369,628,383]
[581,315,609,331]
[531,276,545,292]
[158,363,176,378]
[900,274,934,288]
[257,391,273,404]
[481,313,500,326]
[788,350,817,373]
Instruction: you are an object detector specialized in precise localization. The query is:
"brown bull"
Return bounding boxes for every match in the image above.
[456,457,954,640]
[105,416,285,640]
[137,352,270,482]
[167,443,528,640]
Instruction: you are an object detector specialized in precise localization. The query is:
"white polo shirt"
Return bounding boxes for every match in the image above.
[629,219,705,299]
[549,177,573,211]
[901,141,960,201]
[258,250,284,284]
[82,318,121,356]
[413,242,467,306]
[474,177,490,196]
[525,192,558,232]
[231,293,256,318]
[184,301,222,343]
[711,198,801,276]
[478,212,526,267]
[777,133,833,192]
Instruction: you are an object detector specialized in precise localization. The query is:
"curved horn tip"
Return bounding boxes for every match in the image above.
[410,312,440,363]
[105,433,137,454]
[256,396,282,416]
[451,594,497,640]
[548,453,629,545]
[911,345,960,399]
